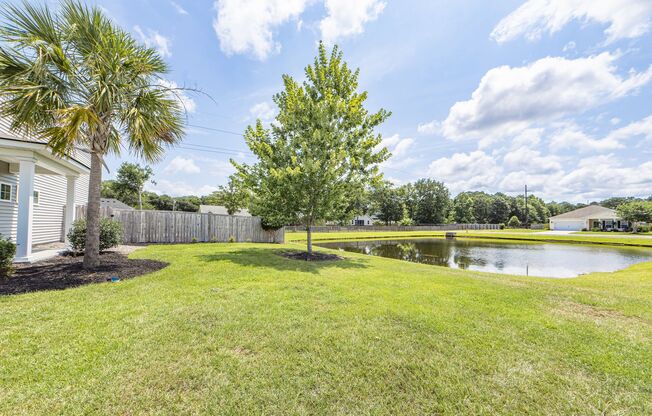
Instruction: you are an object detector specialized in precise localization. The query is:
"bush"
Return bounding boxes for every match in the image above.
[499,223,505,230]
[591,227,602,232]
[507,216,521,228]
[67,218,122,254]
[634,224,651,233]
[0,234,16,279]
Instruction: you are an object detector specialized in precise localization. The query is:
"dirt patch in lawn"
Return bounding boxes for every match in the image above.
[1,252,168,295]
[278,251,344,262]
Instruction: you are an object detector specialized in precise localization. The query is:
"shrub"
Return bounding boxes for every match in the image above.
[0,234,16,279]
[591,227,602,232]
[228,235,236,243]
[67,218,122,254]
[507,216,521,228]
[634,224,651,233]
[499,223,505,230]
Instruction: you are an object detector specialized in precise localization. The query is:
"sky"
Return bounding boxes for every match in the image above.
[66,0,652,202]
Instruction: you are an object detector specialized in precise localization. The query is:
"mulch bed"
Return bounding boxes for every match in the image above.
[278,251,344,262]
[1,252,168,295]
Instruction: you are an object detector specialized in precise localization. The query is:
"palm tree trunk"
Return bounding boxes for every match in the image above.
[83,152,103,269]
[138,190,143,210]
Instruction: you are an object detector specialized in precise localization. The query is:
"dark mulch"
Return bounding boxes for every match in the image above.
[278,251,344,262]
[1,252,168,296]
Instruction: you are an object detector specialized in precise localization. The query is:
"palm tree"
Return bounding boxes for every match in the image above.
[0,1,185,268]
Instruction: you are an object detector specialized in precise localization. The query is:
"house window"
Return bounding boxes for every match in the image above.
[0,183,12,202]
[33,190,40,205]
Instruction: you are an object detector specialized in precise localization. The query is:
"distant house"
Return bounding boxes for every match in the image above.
[199,205,250,216]
[0,118,90,262]
[549,205,628,231]
[100,198,133,211]
[350,214,376,226]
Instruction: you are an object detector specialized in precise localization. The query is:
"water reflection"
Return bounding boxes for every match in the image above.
[316,238,652,278]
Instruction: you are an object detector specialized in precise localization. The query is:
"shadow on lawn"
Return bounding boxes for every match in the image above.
[196,248,369,274]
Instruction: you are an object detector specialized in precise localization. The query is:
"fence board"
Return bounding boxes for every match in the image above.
[74,206,284,244]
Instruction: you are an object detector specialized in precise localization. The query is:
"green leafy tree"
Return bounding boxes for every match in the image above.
[399,183,418,221]
[412,179,450,224]
[467,192,492,223]
[507,215,521,228]
[101,180,119,199]
[617,201,652,231]
[114,162,155,209]
[210,177,250,215]
[453,193,476,223]
[234,43,390,255]
[370,182,403,225]
[0,1,184,268]
[489,193,511,224]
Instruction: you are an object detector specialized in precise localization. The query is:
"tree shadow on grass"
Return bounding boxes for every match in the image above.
[196,248,369,274]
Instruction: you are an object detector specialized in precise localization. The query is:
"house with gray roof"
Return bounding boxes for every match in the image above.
[549,205,628,231]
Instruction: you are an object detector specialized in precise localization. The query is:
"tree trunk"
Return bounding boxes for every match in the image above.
[138,190,143,210]
[83,152,103,269]
[306,224,312,260]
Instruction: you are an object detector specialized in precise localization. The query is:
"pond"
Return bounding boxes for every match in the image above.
[315,238,652,278]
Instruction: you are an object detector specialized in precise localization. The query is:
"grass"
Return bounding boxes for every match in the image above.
[287,229,652,247]
[1,242,652,414]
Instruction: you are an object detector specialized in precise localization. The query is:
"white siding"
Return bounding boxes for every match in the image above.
[32,174,66,244]
[0,164,89,245]
[75,174,89,207]
[0,161,18,241]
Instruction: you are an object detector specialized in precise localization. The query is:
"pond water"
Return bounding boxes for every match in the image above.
[315,238,652,278]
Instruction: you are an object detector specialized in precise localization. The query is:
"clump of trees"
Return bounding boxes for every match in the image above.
[364,184,569,227]
[617,201,652,232]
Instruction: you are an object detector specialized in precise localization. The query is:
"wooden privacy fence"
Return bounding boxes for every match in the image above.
[74,206,284,244]
[284,224,501,233]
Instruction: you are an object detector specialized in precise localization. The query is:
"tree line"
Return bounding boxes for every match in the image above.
[101,162,652,228]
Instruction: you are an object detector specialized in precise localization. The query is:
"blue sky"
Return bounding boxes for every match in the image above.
[85,0,652,202]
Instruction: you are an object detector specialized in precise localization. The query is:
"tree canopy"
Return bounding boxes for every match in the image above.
[234,43,390,254]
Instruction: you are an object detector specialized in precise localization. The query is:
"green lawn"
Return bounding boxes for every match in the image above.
[1,242,652,414]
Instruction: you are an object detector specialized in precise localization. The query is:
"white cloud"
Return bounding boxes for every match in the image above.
[562,41,576,52]
[213,0,308,60]
[417,120,440,135]
[376,134,416,170]
[249,101,276,122]
[134,26,172,58]
[607,115,652,143]
[555,156,652,200]
[164,156,201,174]
[157,79,197,114]
[440,53,652,141]
[170,1,189,15]
[549,115,652,152]
[428,151,501,193]
[491,0,652,44]
[320,0,386,45]
[610,117,621,125]
[503,147,562,174]
[549,123,622,152]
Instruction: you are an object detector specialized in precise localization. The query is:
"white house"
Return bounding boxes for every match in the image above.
[549,205,628,231]
[0,119,89,262]
[350,214,376,226]
[199,205,250,216]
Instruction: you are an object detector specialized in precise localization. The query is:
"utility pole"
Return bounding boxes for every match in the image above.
[524,184,529,228]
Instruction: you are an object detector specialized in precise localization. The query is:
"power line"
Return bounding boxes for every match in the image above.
[186,123,244,136]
